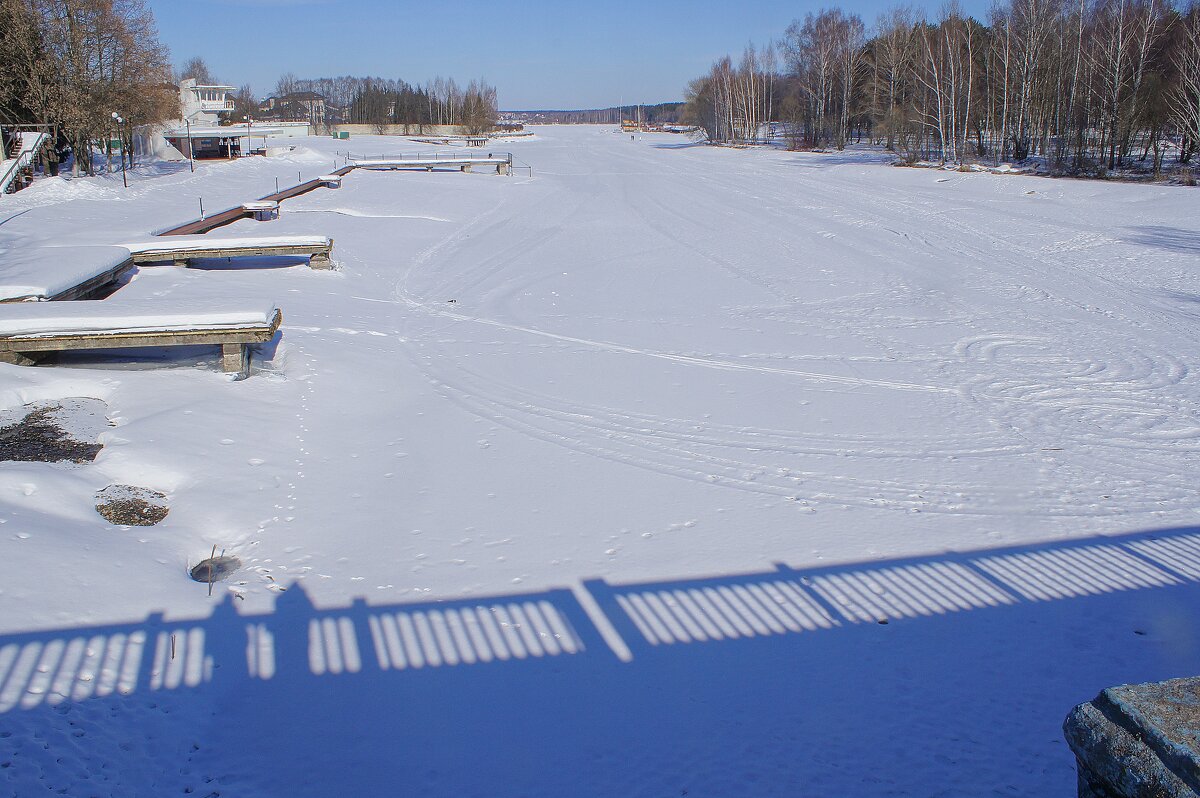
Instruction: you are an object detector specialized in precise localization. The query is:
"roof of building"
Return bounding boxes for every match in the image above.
[163,126,287,137]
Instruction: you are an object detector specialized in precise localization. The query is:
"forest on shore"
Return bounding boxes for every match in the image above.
[686,0,1200,174]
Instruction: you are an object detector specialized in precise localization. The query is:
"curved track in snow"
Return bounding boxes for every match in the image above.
[387,130,1200,519]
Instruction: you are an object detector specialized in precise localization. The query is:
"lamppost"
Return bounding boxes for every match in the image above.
[185,118,194,172]
[110,111,127,187]
[105,115,114,174]
[243,115,252,157]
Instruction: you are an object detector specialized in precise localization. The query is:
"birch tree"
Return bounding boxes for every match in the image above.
[1171,3,1200,162]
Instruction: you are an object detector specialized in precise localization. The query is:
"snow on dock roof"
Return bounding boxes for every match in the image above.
[121,235,331,254]
[353,157,509,167]
[0,245,132,302]
[0,298,280,337]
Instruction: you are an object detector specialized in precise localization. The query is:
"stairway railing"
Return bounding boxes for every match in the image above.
[0,131,49,195]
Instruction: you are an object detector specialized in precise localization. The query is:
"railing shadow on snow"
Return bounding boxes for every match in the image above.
[2,525,1200,715]
[588,528,1198,653]
[0,585,606,715]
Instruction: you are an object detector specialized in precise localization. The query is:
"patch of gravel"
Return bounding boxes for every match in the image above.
[0,398,109,463]
[95,485,169,526]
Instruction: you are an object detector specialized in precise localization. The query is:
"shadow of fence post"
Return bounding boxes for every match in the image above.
[349,597,380,674]
[136,611,165,692]
[537,587,616,660]
[581,579,650,655]
[771,562,849,623]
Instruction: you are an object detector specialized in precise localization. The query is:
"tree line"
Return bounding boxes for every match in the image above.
[1,0,176,175]
[513,103,687,125]
[0,0,503,180]
[686,0,1200,173]
[268,74,498,133]
[175,61,501,134]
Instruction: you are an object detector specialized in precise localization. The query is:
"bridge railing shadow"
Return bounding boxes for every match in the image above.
[267,585,602,680]
[586,527,1200,653]
[1,526,1199,715]
[0,582,608,715]
[0,610,214,713]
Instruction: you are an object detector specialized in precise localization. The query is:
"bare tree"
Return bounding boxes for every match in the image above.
[231,83,256,120]
[24,0,175,175]
[1171,1,1200,162]
[0,0,60,125]
[684,51,780,145]
[179,55,216,84]
[837,14,867,148]
[869,6,920,153]
[786,11,839,146]
[273,71,300,98]
[784,9,867,148]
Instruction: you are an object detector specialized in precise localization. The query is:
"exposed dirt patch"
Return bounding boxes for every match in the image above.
[0,398,109,463]
[95,485,169,526]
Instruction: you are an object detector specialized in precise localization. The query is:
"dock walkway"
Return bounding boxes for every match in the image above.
[349,151,512,175]
[0,246,134,302]
[124,235,335,269]
[0,300,282,377]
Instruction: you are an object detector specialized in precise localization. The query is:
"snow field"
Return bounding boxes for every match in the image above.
[0,126,1198,795]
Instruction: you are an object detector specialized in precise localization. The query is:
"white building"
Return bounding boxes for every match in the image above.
[136,78,312,162]
[179,78,236,124]
[162,123,291,160]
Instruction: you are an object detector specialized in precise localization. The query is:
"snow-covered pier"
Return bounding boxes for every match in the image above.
[159,202,283,236]
[158,152,512,235]
[0,300,282,377]
[158,168,355,235]
[350,151,513,174]
[124,234,335,269]
[0,245,134,302]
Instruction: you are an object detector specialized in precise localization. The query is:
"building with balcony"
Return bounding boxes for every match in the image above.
[179,78,237,124]
[260,91,328,126]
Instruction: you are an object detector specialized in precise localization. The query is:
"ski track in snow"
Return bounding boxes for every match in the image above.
[387,136,1199,519]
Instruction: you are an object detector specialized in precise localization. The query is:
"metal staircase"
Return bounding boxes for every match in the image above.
[0,128,50,195]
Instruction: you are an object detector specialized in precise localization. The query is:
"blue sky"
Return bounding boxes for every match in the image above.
[150,0,989,110]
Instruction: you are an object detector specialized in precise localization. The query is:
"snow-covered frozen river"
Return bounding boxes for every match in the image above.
[1,126,1198,795]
